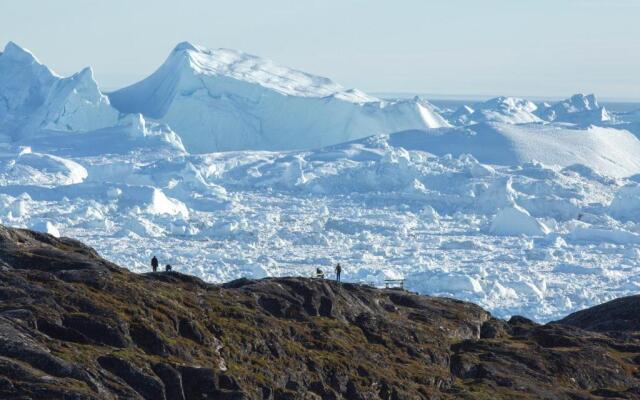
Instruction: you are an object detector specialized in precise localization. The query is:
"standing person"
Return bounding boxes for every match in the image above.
[151,256,158,273]
[335,263,342,282]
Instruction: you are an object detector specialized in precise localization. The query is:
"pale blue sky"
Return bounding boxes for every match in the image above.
[1,0,639,100]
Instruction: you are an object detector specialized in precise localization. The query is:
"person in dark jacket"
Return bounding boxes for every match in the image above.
[165,264,172,272]
[151,256,159,272]
[316,267,324,279]
[335,263,342,282]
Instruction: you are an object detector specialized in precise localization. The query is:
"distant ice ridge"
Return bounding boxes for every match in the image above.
[535,94,611,124]
[473,96,541,124]
[108,42,450,153]
[447,94,612,127]
[447,97,541,125]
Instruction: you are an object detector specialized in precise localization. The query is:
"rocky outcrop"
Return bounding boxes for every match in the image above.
[0,225,639,399]
[556,295,640,332]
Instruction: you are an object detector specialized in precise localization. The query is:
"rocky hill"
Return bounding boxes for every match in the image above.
[0,226,639,399]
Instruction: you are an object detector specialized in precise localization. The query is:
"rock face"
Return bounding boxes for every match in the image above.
[556,295,640,332]
[0,225,639,399]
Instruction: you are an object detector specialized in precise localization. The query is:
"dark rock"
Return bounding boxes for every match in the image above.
[532,325,583,348]
[354,313,387,345]
[130,322,170,356]
[480,318,508,339]
[221,277,255,289]
[260,386,273,399]
[0,226,110,273]
[0,225,639,399]
[0,319,86,382]
[178,366,218,398]
[0,287,28,301]
[388,292,424,309]
[218,374,241,391]
[0,376,14,390]
[508,315,535,325]
[450,353,484,379]
[557,295,640,332]
[145,271,209,288]
[37,317,91,344]
[215,390,248,400]
[97,355,165,400]
[178,318,207,345]
[591,388,629,398]
[507,315,537,336]
[63,314,129,348]
[318,296,333,317]
[152,363,185,400]
[56,269,107,288]
[257,296,287,318]
[1,309,36,329]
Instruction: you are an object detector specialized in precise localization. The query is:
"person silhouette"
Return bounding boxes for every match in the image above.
[165,264,172,272]
[335,263,342,282]
[151,256,159,273]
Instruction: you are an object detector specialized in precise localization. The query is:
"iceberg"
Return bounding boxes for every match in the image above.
[109,42,450,153]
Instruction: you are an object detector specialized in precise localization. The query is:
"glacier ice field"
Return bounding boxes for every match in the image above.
[2,41,640,322]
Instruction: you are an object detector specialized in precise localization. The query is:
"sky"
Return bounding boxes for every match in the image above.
[1,0,639,100]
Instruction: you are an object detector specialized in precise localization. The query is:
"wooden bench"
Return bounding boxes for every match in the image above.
[384,279,405,289]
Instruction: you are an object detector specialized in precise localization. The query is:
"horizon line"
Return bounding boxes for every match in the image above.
[371,92,640,104]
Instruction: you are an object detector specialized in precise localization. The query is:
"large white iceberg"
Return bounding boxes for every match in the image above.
[108,42,450,153]
[0,42,119,138]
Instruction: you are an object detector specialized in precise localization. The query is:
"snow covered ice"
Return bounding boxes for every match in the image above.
[108,42,449,153]
[536,94,611,125]
[2,41,640,322]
